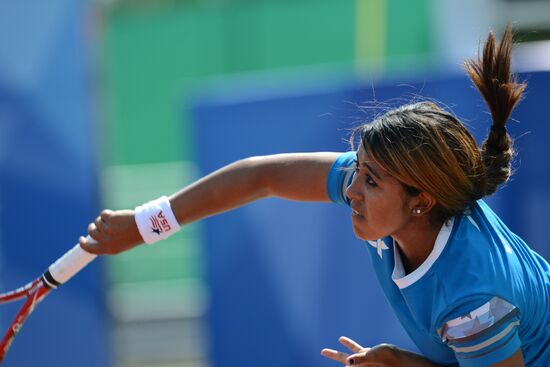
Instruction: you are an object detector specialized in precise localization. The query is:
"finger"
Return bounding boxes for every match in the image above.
[347,350,372,366]
[88,222,100,240]
[94,215,109,233]
[100,209,113,221]
[80,235,101,254]
[339,336,363,353]
[85,235,98,246]
[320,348,350,364]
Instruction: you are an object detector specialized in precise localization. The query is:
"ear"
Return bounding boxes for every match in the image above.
[409,191,437,216]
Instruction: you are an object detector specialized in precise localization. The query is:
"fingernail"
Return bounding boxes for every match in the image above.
[349,358,355,365]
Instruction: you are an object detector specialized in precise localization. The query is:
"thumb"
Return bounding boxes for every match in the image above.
[79,235,100,254]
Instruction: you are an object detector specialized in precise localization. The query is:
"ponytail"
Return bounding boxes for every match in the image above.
[464,25,526,196]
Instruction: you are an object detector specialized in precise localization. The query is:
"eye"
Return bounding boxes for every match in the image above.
[354,160,378,187]
[366,175,377,187]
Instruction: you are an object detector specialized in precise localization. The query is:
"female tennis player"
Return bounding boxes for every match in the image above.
[81,27,550,366]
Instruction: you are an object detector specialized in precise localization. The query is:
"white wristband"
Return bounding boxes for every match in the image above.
[134,196,181,244]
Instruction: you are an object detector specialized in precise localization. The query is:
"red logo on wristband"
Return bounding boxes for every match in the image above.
[150,210,172,235]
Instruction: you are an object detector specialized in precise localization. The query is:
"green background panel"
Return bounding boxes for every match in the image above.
[386,0,434,59]
[102,1,365,167]
[259,1,356,69]
[104,5,226,165]
[107,224,202,283]
[219,3,264,73]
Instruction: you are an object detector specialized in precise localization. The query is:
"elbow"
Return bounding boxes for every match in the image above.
[238,156,274,199]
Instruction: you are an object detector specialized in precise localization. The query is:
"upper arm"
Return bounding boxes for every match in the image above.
[258,152,352,202]
[437,296,523,367]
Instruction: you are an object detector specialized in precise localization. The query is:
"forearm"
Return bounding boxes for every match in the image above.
[168,157,269,225]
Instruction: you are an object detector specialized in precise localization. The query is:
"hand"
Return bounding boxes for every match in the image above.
[321,336,398,366]
[79,209,144,255]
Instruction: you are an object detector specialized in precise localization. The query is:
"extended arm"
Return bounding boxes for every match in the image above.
[81,152,341,254]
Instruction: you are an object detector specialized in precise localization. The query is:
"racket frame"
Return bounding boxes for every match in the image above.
[0,238,97,363]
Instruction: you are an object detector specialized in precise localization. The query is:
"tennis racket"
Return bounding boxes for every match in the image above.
[0,236,97,363]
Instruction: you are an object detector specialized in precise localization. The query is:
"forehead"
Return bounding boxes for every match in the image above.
[356,145,386,176]
[357,144,368,160]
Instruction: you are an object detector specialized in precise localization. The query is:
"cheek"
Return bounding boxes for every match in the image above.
[362,191,409,236]
[364,191,392,219]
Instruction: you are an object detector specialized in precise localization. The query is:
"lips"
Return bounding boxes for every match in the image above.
[351,203,364,218]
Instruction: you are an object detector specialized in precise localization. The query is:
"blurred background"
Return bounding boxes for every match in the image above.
[1,0,549,366]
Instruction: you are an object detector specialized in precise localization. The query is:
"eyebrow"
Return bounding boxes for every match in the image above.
[354,152,384,181]
[361,161,383,181]
[355,157,383,181]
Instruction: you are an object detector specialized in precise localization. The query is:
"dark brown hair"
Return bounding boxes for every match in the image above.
[353,26,526,223]
[464,25,526,196]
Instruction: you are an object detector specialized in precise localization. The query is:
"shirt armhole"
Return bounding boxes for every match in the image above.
[326,151,356,205]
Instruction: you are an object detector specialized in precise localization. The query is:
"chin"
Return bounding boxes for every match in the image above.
[352,222,381,241]
[355,234,369,241]
[352,226,374,241]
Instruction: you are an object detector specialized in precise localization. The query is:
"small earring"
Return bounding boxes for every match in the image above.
[414,208,422,214]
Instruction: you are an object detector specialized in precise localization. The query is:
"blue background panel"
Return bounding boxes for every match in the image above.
[0,1,107,366]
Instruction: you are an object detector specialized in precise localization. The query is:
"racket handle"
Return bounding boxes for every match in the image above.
[42,236,98,288]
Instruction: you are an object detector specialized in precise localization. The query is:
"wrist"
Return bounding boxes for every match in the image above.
[134,196,181,244]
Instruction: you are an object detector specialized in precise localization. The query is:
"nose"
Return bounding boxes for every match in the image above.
[345,172,363,202]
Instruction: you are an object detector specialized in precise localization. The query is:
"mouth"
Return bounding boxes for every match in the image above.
[350,201,364,218]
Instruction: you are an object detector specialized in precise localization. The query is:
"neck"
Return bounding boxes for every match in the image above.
[392,217,445,274]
